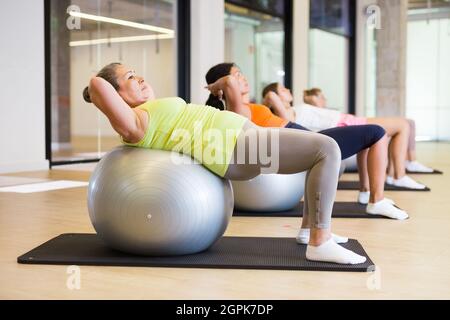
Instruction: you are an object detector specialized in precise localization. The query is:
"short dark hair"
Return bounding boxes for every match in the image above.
[262,82,280,99]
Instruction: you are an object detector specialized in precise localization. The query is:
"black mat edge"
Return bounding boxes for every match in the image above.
[406,169,443,175]
[17,234,375,273]
[338,181,431,192]
[233,202,389,219]
[346,169,443,175]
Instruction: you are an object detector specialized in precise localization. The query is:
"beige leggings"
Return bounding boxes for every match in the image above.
[224,121,341,229]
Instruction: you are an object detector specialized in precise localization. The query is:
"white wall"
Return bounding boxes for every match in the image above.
[292,0,310,105]
[0,0,48,173]
[190,0,224,105]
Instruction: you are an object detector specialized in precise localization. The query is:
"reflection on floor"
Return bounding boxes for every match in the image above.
[52,136,121,162]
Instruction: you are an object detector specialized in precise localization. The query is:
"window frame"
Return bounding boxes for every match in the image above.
[44,0,190,167]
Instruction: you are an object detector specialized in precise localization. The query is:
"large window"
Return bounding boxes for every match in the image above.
[224,0,291,103]
[308,0,355,113]
[309,28,349,112]
[406,14,450,141]
[47,0,178,165]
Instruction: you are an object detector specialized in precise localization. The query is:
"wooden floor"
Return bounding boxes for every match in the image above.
[1,142,449,299]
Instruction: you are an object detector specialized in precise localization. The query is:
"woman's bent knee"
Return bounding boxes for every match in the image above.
[318,135,341,162]
[370,124,386,142]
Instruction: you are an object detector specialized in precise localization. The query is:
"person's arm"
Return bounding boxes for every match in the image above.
[206,76,251,119]
[286,107,297,121]
[88,77,146,142]
[263,91,296,122]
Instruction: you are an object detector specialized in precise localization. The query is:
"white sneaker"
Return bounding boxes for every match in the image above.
[366,199,409,220]
[358,191,370,205]
[296,228,349,245]
[386,176,394,185]
[392,175,426,190]
[306,238,367,265]
[406,161,434,173]
[358,191,395,205]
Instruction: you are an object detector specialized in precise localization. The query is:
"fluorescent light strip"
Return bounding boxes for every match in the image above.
[69,11,174,35]
[70,34,174,47]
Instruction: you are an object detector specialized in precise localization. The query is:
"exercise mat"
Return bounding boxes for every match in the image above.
[233,202,388,219]
[18,233,374,272]
[338,181,430,191]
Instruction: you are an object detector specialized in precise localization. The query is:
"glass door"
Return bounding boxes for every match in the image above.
[406,12,450,141]
[224,0,290,103]
[308,0,355,113]
[47,0,177,165]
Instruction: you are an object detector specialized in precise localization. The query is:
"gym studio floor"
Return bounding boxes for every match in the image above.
[1,142,449,300]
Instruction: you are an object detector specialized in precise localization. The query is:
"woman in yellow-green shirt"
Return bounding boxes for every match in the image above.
[83,62,366,265]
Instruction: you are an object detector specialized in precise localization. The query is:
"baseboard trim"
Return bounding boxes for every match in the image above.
[0,160,50,174]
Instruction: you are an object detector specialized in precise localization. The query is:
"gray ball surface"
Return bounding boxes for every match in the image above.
[231,172,306,212]
[88,146,233,256]
[343,154,358,172]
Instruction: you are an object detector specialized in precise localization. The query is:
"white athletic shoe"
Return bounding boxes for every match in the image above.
[306,239,367,265]
[406,161,434,173]
[358,191,370,205]
[386,176,394,185]
[358,191,395,205]
[366,199,409,220]
[296,228,349,245]
[392,175,426,190]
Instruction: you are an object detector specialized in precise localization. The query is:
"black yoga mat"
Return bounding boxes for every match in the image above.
[17,233,374,272]
[345,168,443,175]
[406,169,443,175]
[338,181,430,191]
[234,202,389,219]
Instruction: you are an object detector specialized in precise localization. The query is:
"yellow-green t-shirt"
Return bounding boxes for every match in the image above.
[122,97,247,177]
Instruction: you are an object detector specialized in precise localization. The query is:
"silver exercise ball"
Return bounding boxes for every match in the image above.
[343,154,358,172]
[231,172,306,212]
[339,162,346,178]
[87,146,234,256]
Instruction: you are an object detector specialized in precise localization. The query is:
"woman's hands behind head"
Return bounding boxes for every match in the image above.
[263,91,280,108]
[205,75,239,100]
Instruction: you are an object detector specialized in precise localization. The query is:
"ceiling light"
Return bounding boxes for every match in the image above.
[69,11,174,34]
[69,33,174,47]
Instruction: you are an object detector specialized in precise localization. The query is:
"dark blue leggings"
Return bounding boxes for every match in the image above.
[285,122,386,160]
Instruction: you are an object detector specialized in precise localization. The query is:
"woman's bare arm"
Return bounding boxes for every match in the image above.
[206,76,251,119]
[88,77,146,142]
[263,92,296,122]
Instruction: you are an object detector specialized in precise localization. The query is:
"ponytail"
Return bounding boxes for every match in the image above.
[205,94,225,111]
[204,63,236,110]
[82,62,122,104]
[83,86,92,103]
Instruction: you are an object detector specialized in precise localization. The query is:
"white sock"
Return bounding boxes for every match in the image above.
[306,238,367,265]
[393,175,426,190]
[297,228,348,244]
[358,191,370,205]
[366,199,409,220]
[358,191,395,205]
[386,176,394,185]
[406,161,434,173]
